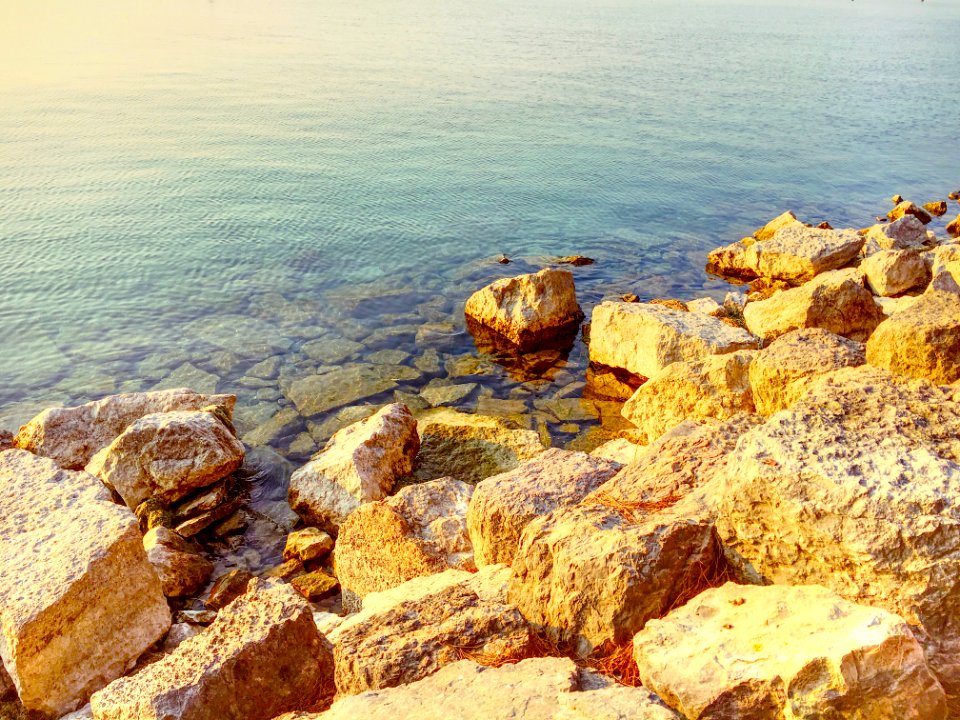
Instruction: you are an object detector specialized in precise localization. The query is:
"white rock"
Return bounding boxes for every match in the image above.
[744,225,864,283]
[589,438,646,465]
[862,215,937,255]
[685,297,722,315]
[861,248,930,297]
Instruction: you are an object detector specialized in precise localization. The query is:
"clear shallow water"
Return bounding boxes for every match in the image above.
[2,0,959,451]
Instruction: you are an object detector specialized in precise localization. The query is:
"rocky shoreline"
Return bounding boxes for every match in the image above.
[1,193,960,719]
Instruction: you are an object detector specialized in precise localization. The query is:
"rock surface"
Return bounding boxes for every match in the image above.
[284,527,334,563]
[735,225,864,283]
[861,248,930,297]
[948,214,960,239]
[143,526,214,598]
[0,450,170,716]
[289,403,419,531]
[90,579,332,720]
[862,215,937,255]
[464,268,582,349]
[13,388,236,470]
[889,200,933,225]
[335,477,476,611]
[633,583,946,720]
[284,364,419,418]
[589,301,756,381]
[467,449,621,567]
[621,351,755,444]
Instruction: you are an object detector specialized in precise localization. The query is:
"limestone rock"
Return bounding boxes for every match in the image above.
[621,351,755,444]
[143,527,214,597]
[589,301,756,381]
[0,450,170,716]
[754,210,804,241]
[467,449,621,567]
[746,225,864,283]
[685,297,722,315]
[589,438,646,465]
[748,328,865,415]
[85,410,244,510]
[925,200,948,217]
[948,214,960,239]
[205,569,253,610]
[861,248,930,297]
[743,268,884,342]
[291,570,339,601]
[288,404,419,531]
[414,408,545,484]
[335,477,475,611]
[284,365,419,418]
[889,200,933,225]
[633,583,946,720]
[284,527,334,563]
[90,578,332,720]
[13,388,236,470]
[862,215,937,255]
[464,268,582,349]
[866,284,960,384]
[932,244,960,277]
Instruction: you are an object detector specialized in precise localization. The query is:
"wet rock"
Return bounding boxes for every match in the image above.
[413,408,546,484]
[634,583,946,720]
[861,248,930,297]
[13,388,236,470]
[205,568,253,610]
[862,215,937,255]
[0,451,170,717]
[367,349,412,365]
[589,301,756,382]
[925,200,949,217]
[263,558,304,580]
[171,479,234,525]
[464,268,582,350]
[242,406,300,447]
[284,527,334,563]
[621,351,755,444]
[558,255,595,266]
[85,410,244,510]
[419,380,477,407]
[335,477,475,611]
[948,214,960,239]
[467,449,621,567]
[289,403,419,531]
[301,335,363,365]
[413,348,442,373]
[90,578,332,720]
[284,364,418,417]
[174,495,244,538]
[889,200,933,225]
[287,432,318,456]
[748,328,865,415]
[151,363,220,395]
[176,609,217,625]
[307,405,378,444]
[743,268,884,342]
[584,364,641,400]
[291,569,339,601]
[0,429,11,451]
[247,355,281,380]
[144,527,214,598]
[186,314,293,358]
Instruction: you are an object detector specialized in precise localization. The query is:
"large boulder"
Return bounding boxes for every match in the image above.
[633,583,946,720]
[716,367,960,700]
[888,200,933,225]
[931,244,960,277]
[464,268,582,350]
[621,351,755,444]
[748,328,865,416]
[85,410,244,510]
[589,301,756,381]
[861,248,930,297]
[143,527,214,598]
[90,578,332,720]
[467,449,621,567]
[13,388,236,470]
[720,226,864,284]
[335,477,476,612]
[706,211,805,278]
[866,282,960,384]
[742,268,884,342]
[288,404,419,532]
[281,657,680,720]
[0,450,170,717]
[862,215,937,255]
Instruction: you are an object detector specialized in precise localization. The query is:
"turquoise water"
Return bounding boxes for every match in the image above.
[2,0,959,451]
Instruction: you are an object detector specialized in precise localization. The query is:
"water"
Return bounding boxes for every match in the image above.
[2,0,959,451]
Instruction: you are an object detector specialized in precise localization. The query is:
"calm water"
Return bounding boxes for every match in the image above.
[2,0,959,453]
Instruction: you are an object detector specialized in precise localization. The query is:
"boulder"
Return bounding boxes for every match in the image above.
[754,210,805,240]
[589,438,646,465]
[284,527,334,563]
[716,367,960,699]
[413,408,545,484]
[925,200,949,217]
[742,268,884,342]
[281,657,680,720]
[861,248,930,297]
[0,450,170,716]
[85,410,244,510]
[633,583,946,720]
[948,214,960,239]
[205,569,253,610]
[932,244,960,277]
[876,294,923,318]
[335,477,476,611]
[13,388,236,470]
[889,200,933,225]
[685,297,722,315]
[862,215,937,255]
[467,449,621,567]
[748,328,865,415]
[143,527,214,598]
[291,570,339,601]
[464,268,582,349]
[866,283,960,384]
[90,578,332,720]
[620,351,755,444]
[589,301,756,381]
[288,404,419,531]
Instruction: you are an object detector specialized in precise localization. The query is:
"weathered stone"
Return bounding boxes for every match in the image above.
[171,478,234,525]
[301,336,363,365]
[174,495,243,538]
[161,623,199,654]
[467,449,620,567]
[743,268,884,342]
[242,406,300,448]
[747,226,864,283]
[863,214,938,255]
[948,214,960,239]
[621,351,755,444]
[876,294,923,318]
[925,200,949,217]
[143,527,214,598]
[419,381,477,407]
[889,200,933,225]
[589,438,646,465]
[861,248,930,296]
[414,408,545,484]
[284,365,418,417]
[284,527,334,563]
[85,410,244,510]
[291,570,339,601]
[932,244,960,277]
[90,579,332,720]
[289,404,419,531]
[754,210,804,241]
[205,569,253,610]
[13,388,236,470]
[151,363,220,395]
[686,297,722,315]
[634,583,946,720]
[589,301,756,381]
[335,477,475,611]
[464,268,582,349]
[0,450,170,716]
[866,283,960,384]
[748,328,865,415]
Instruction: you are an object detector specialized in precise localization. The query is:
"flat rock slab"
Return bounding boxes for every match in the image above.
[863,215,937,255]
[284,365,419,417]
[0,450,170,716]
[90,579,331,720]
[634,583,946,720]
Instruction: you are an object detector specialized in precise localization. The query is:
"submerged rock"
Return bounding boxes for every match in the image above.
[284,365,419,418]
[861,248,930,297]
